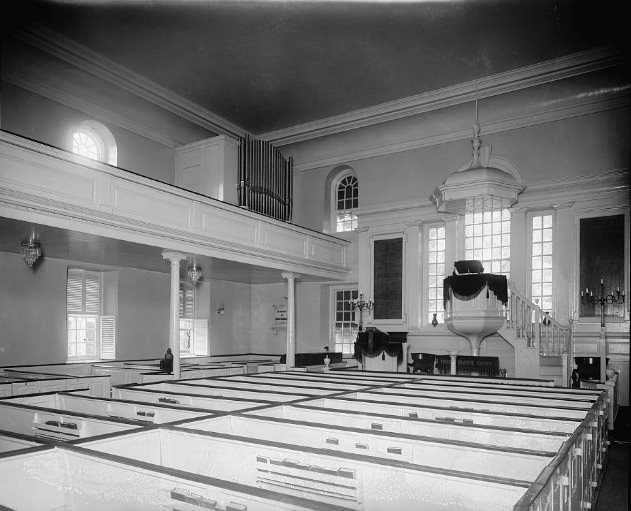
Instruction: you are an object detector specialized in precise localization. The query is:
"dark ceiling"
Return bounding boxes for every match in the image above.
[7,0,627,135]
[2,1,627,283]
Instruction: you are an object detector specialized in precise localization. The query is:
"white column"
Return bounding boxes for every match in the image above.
[448,350,459,375]
[162,251,186,380]
[282,272,300,369]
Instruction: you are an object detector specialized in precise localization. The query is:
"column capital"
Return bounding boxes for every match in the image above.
[281,272,301,280]
[162,251,187,262]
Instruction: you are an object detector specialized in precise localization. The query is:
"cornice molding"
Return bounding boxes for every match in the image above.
[292,92,629,172]
[11,24,623,156]
[264,46,623,146]
[15,24,247,140]
[354,168,629,223]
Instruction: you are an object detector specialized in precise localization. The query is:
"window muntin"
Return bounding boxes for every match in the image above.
[427,226,446,324]
[531,214,553,311]
[333,289,358,354]
[464,205,511,276]
[336,175,358,232]
[72,131,101,161]
[71,120,117,166]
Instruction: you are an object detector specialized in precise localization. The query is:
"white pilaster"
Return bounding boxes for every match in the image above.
[510,208,527,294]
[162,251,187,379]
[281,272,300,368]
[553,203,574,324]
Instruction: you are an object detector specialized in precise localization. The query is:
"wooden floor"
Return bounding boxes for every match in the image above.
[595,406,629,511]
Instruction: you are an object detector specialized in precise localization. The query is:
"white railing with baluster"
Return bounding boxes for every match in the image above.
[505,282,570,357]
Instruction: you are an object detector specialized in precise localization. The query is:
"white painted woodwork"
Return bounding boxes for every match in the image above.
[175,135,239,204]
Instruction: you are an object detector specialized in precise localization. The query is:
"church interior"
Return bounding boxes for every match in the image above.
[0,1,629,510]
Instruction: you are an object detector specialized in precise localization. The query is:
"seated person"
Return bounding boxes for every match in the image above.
[159,348,174,373]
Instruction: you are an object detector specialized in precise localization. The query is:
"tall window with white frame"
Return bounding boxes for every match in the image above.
[179,284,195,355]
[179,283,208,357]
[427,225,446,325]
[66,268,115,360]
[531,213,553,313]
[333,289,359,354]
[464,200,511,277]
[336,175,358,232]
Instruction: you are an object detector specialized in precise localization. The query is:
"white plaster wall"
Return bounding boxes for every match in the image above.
[1,83,175,185]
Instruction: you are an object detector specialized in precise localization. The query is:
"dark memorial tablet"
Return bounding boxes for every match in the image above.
[373,237,402,319]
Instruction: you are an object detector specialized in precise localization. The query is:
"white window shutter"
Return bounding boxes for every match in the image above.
[194,319,208,356]
[100,315,116,359]
[66,269,83,314]
[84,272,101,314]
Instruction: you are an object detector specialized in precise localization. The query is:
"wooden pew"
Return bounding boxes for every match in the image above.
[0,401,140,441]
[112,385,273,412]
[0,445,347,511]
[78,427,533,511]
[246,403,573,452]
[131,381,315,402]
[180,414,557,482]
[2,392,214,425]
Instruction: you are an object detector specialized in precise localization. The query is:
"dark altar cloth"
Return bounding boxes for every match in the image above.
[443,273,508,308]
[354,328,404,363]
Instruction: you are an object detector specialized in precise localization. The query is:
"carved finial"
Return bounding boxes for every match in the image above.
[471,121,482,168]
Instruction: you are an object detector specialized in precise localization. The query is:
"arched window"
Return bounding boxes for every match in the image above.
[71,120,117,166]
[334,172,358,232]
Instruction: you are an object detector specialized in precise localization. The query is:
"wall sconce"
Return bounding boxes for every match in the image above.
[217,304,225,315]
[21,233,41,268]
[187,263,202,286]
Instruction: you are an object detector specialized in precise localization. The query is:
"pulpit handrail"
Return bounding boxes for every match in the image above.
[506,282,570,356]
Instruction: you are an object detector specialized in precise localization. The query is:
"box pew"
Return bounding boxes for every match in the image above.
[0,378,24,398]
[513,420,601,511]
[415,377,596,394]
[245,404,573,453]
[92,364,146,385]
[361,386,609,460]
[0,401,141,441]
[134,381,315,402]
[0,446,348,511]
[1,371,111,398]
[375,384,600,407]
[352,390,594,419]
[2,392,214,425]
[326,391,607,494]
[1,363,94,377]
[180,414,557,482]
[220,375,376,391]
[0,430,46,454]
[244,371,419,388]
[405,373,555,387]
[112,385,273,412]
[172,377,357,396]
[280,370,420,383]
[78,427,532,511]
[306,396,582,433]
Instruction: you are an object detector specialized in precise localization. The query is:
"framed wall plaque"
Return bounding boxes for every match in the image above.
[373,237,403,320]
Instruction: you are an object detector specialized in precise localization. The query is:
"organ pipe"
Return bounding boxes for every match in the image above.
[237,134,293,222]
